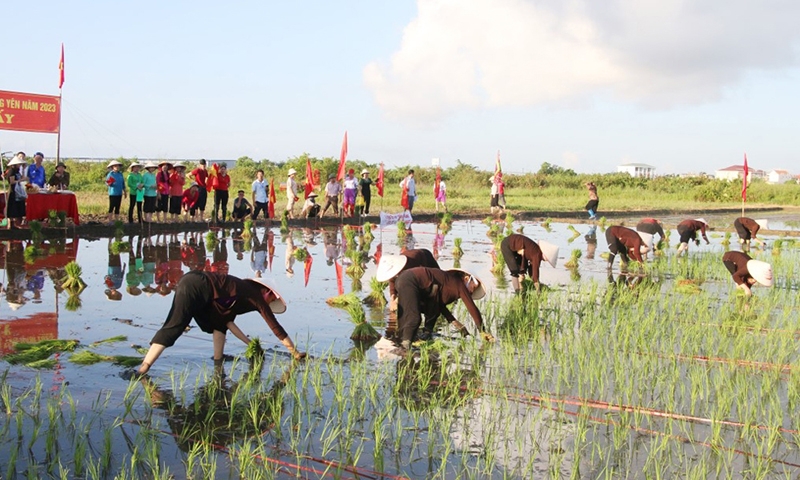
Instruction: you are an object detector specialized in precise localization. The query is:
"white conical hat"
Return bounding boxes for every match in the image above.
[538,240,559,268]
[637,231,654,248]
[8,157,26,167]
[7,301,23,311]
[746,260,773,287]
[375,255,408,282]
[755,219,769,230]
[244,278,288,313]
[694,218,707,225]
[144,161,158,170]
[449,269,486,300]
[107,160,122,168]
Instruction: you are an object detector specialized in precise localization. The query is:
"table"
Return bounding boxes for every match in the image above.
[26,192,80,225]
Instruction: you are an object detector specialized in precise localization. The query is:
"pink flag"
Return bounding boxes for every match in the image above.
[376,163,384,197]
[742,153,748,201]
[336,131,348,181]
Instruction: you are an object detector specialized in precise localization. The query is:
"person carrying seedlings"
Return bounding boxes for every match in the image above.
[722,251,773,296]
[733,217,767,247]
[605,225,651,270]
[499,234,559,293]
[584,181,599,220]
[377,249,441,311]
[390,267,490,349]
[135,272,306,375]
[676,218,709,256]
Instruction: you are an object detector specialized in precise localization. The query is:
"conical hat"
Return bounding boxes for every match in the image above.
[694,218,707,226]
[449,269,486,300]
[538,240,559,268]
[7,301,23,311]
[637,231,654,248]
[746,260,773,287]
[244,278,288,313]
[376,255,408,282]
[755,219,769,230]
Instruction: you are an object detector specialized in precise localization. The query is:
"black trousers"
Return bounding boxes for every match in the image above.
[605,228,629,266]
[500,238,524,277]
[395,273,439,342]
[150,271,220,347]
[252,201,268,220]
[128,196,142,223]
[677,225,696,244]
[733,218,751,240]
[214,190,229,222]
[363,193,371,214]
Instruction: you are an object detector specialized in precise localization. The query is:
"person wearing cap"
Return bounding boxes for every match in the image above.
[48,162,70,190]
[392,267,490,350]
[300,192,321,218]
[733,217,766,247]
[232,190,253,221]
[320,174,342,218]
[106,160,126,223]
[378,249,441,311]
[142,162,159,223]
[359,169,372,216]
[499,234,558,292]
[156,162,172,223]
[27,152,46,188]
[213,164,231,223]
[676,218,709,256]
[722,251,773,296]
[285,168,299,219]
[135,271,306,374]
[605,225,649,270]
[189,159,209,221]
[584,181,599,220]
[342,169,358,217]
[126,162,144,224]
[169,163,186,221]
[5,155,29,228]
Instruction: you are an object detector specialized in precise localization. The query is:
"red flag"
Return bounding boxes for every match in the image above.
[59,44,65,89]
[336,131,348,181]
[376,163,385,197]
[494,150,502,176]
[434,166,441,199]
[303,255,313,287]
[268,178,276,219]
[304,158,314,199]
[267,231,275,271]
[742,153,749,201]
[334,260,344,295]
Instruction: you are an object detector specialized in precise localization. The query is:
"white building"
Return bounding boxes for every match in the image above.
[767,169,793,184]
[617,163,656,178]
[715,164,765,182]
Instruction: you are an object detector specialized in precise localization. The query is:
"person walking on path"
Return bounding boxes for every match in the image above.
[605,225,651,270]
[722,251,773,296]
[733,217,767,247]
[434,179,447,213]
[500,234,559,293]
[584,181,599,220]
[106,160,126,223]
[676,218,709,256]
[135,272,306,375]
[359,169,373,216]
[126,162,144,224]
[285,168,299,219]
[189,159,209,221]
[320,174,342,218]
[251,169,269,221]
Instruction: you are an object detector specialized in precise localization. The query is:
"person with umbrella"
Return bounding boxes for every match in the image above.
[499,234,559,292]
[722,251,773,296]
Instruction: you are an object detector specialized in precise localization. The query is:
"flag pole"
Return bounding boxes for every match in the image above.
[57,43,65,164]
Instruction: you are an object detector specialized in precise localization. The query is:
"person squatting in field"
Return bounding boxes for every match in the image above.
[733,217,767,247]
[605,225,651,270]
[676,218,709,256]
[499,234,559,293]
[136,271,305,375]
[721,250,773,296]
[391,266,492,350]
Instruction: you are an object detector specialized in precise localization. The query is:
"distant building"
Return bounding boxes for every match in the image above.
[715,164,765,182]
[767,169,793,184]
[617,163,656,178]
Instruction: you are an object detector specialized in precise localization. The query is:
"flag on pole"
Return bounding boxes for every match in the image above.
[742,153,749,201]
[434,166,441,199]
[494,150,502,176]
[304,158,314,199]
[336,131,348,181]
[268,178,276,219]
[376,163,385,197]
[59,43,65,89]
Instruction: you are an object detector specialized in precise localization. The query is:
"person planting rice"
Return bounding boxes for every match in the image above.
[733,217,767,247]
[721,251,773,296]
[499,234,559,293]
[635,218,665,248]
[390,266,490,350]
[605,225,651,270]
[135,271,305,375]
[377,249,440,311]
[676,218,709,256]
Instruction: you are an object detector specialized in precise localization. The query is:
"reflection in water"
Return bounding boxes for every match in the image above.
[585,225,597,260]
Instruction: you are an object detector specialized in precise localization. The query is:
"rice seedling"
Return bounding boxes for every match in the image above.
[363,277,388,307]
[204,231,218,250]
[397,220,407,239]
[60,261,87,293]
[363,221,374,243]
[597,216,607,228]
[505,212,514,229]
[90,335,128,347]
[348,304,380,342]
[564,249,582,268]
[292,246,309,261]
[65,292,82,311]
[439,212,454,229]
[29,220,43,242]
[69,350,143,367]
[343,225,358,249]
[3,339,79,365]
[24,244,43,263]
[452,237,464,258]
[542,218,552,230]
[241,219,254,238]
[113,220,125,240]
[280,210,289,234]
[326,292,361,308]
[346,261,365,279]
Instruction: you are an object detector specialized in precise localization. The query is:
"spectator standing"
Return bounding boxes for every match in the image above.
[169,163,186,222]
[285,168,299,219]
[320,174,342,218]
[359,169,372,216]
[189,159,209,221]
[156,162,172,223]
[126,162,144,224]
[142,162,159,223]
[342,169,358,217]
[106,160,126,223]
[27,152,46,188]
[400,169,416,212]
[251,169,269,221]
[213,164,231,223]
[5,156,28,228]
[435,179,447,213]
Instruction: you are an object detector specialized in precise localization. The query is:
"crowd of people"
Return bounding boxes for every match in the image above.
[1,152,71,228]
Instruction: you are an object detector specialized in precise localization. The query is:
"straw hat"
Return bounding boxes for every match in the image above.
[307,192,319,198]
[7,301,23,311]
[449,269,486,300]
[361,169,369,175]
[538,240,559,268]
[173,162,186,169]
[637,231,654,249]
[128,162,142,171]
[144,161,158,170]
[755,219,769,230]
[158,161,173,168]
[8,157,26,167]
[288,168,297,176]
[746,260,773,287]
[107,160,123,168]
[694,218,708,226]
[244,278,287,314]
[376,255,408,282]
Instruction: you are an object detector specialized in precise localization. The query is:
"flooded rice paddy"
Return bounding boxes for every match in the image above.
[2,213,800,479]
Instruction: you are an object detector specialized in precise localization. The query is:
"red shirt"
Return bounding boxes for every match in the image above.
[191,167,208,188]
[169,172,185,197]
[215,173,230,192]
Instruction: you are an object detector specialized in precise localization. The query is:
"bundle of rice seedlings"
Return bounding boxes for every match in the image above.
[29,220,43,242]
[280,211,290,234]
[772,239,783,256]
[397,221,407,239]
[363,222,374,243]
[113,220,125,240]
[326,292,361,308]
[452,238,463,258]
[567,224,579,235]
[241,219,254,238]
[65,293,82,311]
[505,213,514,229]
[482,217,493,227]
[24,245,43,263]
[439,212,454,230]
[491,260,505,275]
[343,225,358,249]
[69,350,107,365]
[205,231,218,249]
[110,240,131,254]
[351,277,363,292]
[542,218,552,230]
[346,262,365,278]
[293,247,309,261]
[24,358,58,369]
[61,261,87,292]
[245,337,264,361]
[90,335,128,347]
[4,339,79,365]
[111,356,144,368]
[347,304,380,342]
[675,278,702,295]
[721,232,732,248]
[363,277,388,306]
[564,249,582,268]
[131,345,149,355]
[597,216,607,228]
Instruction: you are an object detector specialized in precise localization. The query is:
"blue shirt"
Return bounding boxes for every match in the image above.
[252,179,268,203]
[27,164,46,187]
[107,171,125,196]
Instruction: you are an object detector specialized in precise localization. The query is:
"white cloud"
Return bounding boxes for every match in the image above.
[364,0,800,120]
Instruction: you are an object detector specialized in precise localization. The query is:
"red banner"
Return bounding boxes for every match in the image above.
[0,90,61,134]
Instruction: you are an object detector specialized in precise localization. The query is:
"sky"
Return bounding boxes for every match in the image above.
[2,0,800,175]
